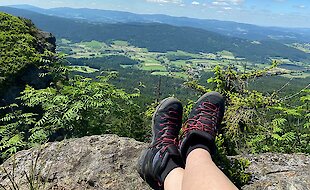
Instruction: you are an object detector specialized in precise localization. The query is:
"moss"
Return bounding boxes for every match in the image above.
[214,135,251,188]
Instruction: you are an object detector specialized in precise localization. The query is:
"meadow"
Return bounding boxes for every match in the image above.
[57,39,310,80]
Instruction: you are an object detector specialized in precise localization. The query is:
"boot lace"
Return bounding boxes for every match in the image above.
[181,102,219,138]
[151,110,180,155]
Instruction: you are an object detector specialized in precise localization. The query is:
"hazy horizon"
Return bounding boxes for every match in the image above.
[0,0,310,28]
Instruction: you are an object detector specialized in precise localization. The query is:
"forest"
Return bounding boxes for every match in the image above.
[0,11,309,187]
[1,6,310,63]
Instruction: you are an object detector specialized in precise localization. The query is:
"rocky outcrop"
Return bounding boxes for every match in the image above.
[0,13,56,105]
[0,135,309,190]
[0,135,150,190]
[240,153,310,190]
[34,30,56,53]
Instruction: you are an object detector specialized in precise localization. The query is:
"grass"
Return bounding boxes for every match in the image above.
[172,72,188,79]
[151,71,188,79]
[143,59,161,65]
[140,64,167,71]
[120,65,133,68]
[151,71,169,76]
[57,39,309,81]
[112,40,129,46]
[288,43,310,53]
[79,40,108,49]
[59,38,71,44]
[166,50,199,57]
[282,72,310,79]
[0,148,51,190]
[217,50,235,59]
[170,60,188,67]
[69,66,99,73]
[204,53,217,59]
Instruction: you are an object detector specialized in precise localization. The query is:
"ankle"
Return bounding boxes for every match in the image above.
[186,148,212,163]
[186,143,211,158]
[179,131,216,163]
[160,157,183,182]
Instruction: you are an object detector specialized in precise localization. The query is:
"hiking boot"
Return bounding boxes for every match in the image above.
[179,91,225,162]
[137,97,183,190]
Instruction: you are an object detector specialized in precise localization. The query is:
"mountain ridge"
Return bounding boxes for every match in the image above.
[1,6,309,63]
[7,4,310,43]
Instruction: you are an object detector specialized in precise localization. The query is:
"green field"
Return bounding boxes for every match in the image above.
[57,39,310,81]
[69,66,99,73]
[170,60,188,67]
[112,40,129,46]
[288,43,310,53]
[141,64,167,71]
[217,50,235,59]
[80,40,108,49]
[151,71,188,79]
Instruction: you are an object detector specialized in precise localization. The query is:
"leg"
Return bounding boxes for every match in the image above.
[179,92,238,190]
[164,168,184,190]
[182,149,237,190]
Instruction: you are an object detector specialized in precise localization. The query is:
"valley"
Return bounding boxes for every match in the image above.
[1,6,310,189]
[57,39,310,80]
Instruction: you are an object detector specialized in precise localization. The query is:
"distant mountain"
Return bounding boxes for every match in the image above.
[1,6,309,63]
[8,4,310,43]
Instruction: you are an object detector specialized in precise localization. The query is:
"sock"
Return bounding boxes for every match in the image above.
[185,137,214,158]
[160,157,183,182]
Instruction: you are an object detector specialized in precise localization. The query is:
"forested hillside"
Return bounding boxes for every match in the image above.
[0,12,147,164]
[8,4,310,43]
[1,6,309,63]
[0,11,55,105]
[0,11,309,189]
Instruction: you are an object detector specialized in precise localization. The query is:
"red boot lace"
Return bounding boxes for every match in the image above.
[181,102,219,138]
[151,110,180,156]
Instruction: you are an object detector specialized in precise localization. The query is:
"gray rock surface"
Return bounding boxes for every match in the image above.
[0,135,309,190]
[35,30,56,53]
[241,153,310,190]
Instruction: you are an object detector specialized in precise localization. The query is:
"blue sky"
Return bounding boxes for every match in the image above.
[1,0,309,28]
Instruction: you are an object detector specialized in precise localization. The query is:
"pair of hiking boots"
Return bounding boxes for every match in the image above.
[137,92,225,190]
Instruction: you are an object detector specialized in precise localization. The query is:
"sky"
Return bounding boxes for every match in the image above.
[0,0,309,28]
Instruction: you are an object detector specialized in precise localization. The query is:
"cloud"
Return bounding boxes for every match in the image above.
[146,0,182,3]
[212,0,244,6]
[210,0,244,11]
[292,4,306,9]
[192,1,200,5]
[212,1,229,6]
[298,5,306,9]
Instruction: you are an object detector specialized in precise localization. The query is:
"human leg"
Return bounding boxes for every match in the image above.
[182,149,237,190]
[164,167,184,190]
[179,92,237,190]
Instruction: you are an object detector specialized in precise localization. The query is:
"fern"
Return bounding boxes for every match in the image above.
[185,62,309,154]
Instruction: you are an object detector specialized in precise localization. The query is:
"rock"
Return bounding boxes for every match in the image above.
[0,135,150,190]
[0,135,309,190]
[240,153,310,190]
[35,30,56,53]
